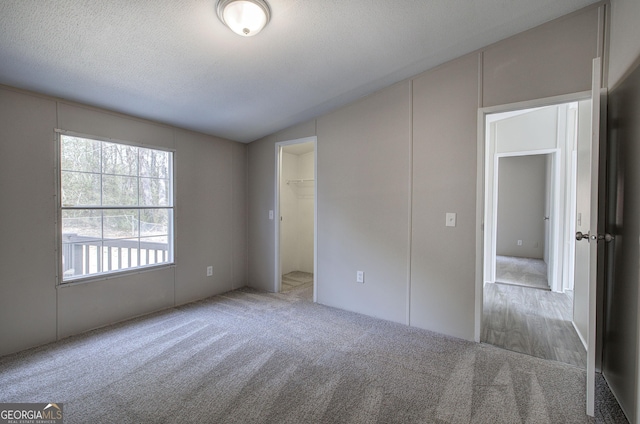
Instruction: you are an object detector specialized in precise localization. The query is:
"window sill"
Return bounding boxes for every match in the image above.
[57,263,176,288]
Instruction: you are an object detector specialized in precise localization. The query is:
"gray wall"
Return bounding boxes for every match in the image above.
[496,155,547,258]
[248,121,316,291]
[0,88,58,355]
[608,0,640,90]
[0,86,248,356]
[482,5,598,107]
[317,80,412,324]
[248,4,604,341]
[410,54,478,338]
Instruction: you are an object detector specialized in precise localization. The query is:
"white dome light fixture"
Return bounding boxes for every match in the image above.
[216,0,271,37]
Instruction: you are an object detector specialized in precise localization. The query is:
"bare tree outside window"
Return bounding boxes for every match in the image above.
[59,135,174,281]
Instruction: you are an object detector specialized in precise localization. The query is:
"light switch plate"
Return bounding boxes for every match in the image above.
[577,213,582,226]
[269,210,274,220]
[446,212,456,227]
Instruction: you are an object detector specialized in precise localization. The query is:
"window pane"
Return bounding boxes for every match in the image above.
[103,238,139,270]
[61,136,101,173]
[139,148,170,178]
[140,209,170,237]
[62,209,102,240]
[60,134,174,282]
[61,171,101,207]
[61,210,103,279]
[62,241,103,278]
[102,142,138,176]
[139,178,170,206]
[140,236,171,265]
[102,175,139,206]
[104,209,138,240]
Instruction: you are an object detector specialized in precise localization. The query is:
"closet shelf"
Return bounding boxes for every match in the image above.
[286,179,315,185]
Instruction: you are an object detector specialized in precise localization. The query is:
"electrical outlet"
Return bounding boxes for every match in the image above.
[356,271,364,283]
[207,266,213,277]
[517,240,523,246]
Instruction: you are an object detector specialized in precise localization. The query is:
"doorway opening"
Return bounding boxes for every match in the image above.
[275,137,317,302]
[494,153,554,292]
[480,99,592,369]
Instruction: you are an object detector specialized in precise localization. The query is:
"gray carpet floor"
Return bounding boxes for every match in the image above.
[0,287,627,423]
[495,255,549,290]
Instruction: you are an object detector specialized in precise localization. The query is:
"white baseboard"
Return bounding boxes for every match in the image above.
[571,320,588,350]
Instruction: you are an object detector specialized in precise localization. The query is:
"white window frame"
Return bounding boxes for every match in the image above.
[56,130,176,285]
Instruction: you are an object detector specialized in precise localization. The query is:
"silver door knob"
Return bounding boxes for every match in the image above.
[597,233,615,242]
[576,231,615,242]
[576,231,589,241]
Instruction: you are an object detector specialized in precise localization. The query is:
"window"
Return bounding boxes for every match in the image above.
[59,134,174,282]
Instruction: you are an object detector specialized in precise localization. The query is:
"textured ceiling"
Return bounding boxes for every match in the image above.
[0,0,600,143]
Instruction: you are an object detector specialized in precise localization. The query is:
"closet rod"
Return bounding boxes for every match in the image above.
[286,179,315,185]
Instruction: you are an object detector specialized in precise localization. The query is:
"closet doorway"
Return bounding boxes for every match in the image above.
[275,137,317,302]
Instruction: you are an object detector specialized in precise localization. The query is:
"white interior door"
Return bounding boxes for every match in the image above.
[576,57,601,417]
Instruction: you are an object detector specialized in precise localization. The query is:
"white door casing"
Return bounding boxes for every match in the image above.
[475,76,600,416]
[482,105,575,293]
[274,136,318,302]
[476,90,591,340]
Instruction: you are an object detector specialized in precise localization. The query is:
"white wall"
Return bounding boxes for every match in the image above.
[495,107,559,154]
[0,86,248,356]
[248,3,604,341]
[563,105,579,292]
[280,152,299,274]
[544,153,553,265]
[573,99,593,350]
[298,152,315,273]
[496,155,547,258]
[279,150,314,275]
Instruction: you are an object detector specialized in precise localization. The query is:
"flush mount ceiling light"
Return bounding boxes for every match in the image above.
[216,0,271,37]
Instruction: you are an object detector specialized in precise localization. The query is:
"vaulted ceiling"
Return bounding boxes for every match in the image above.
[0,0,600,143]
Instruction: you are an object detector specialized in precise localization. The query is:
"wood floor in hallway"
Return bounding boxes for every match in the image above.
[481,282,586,368]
